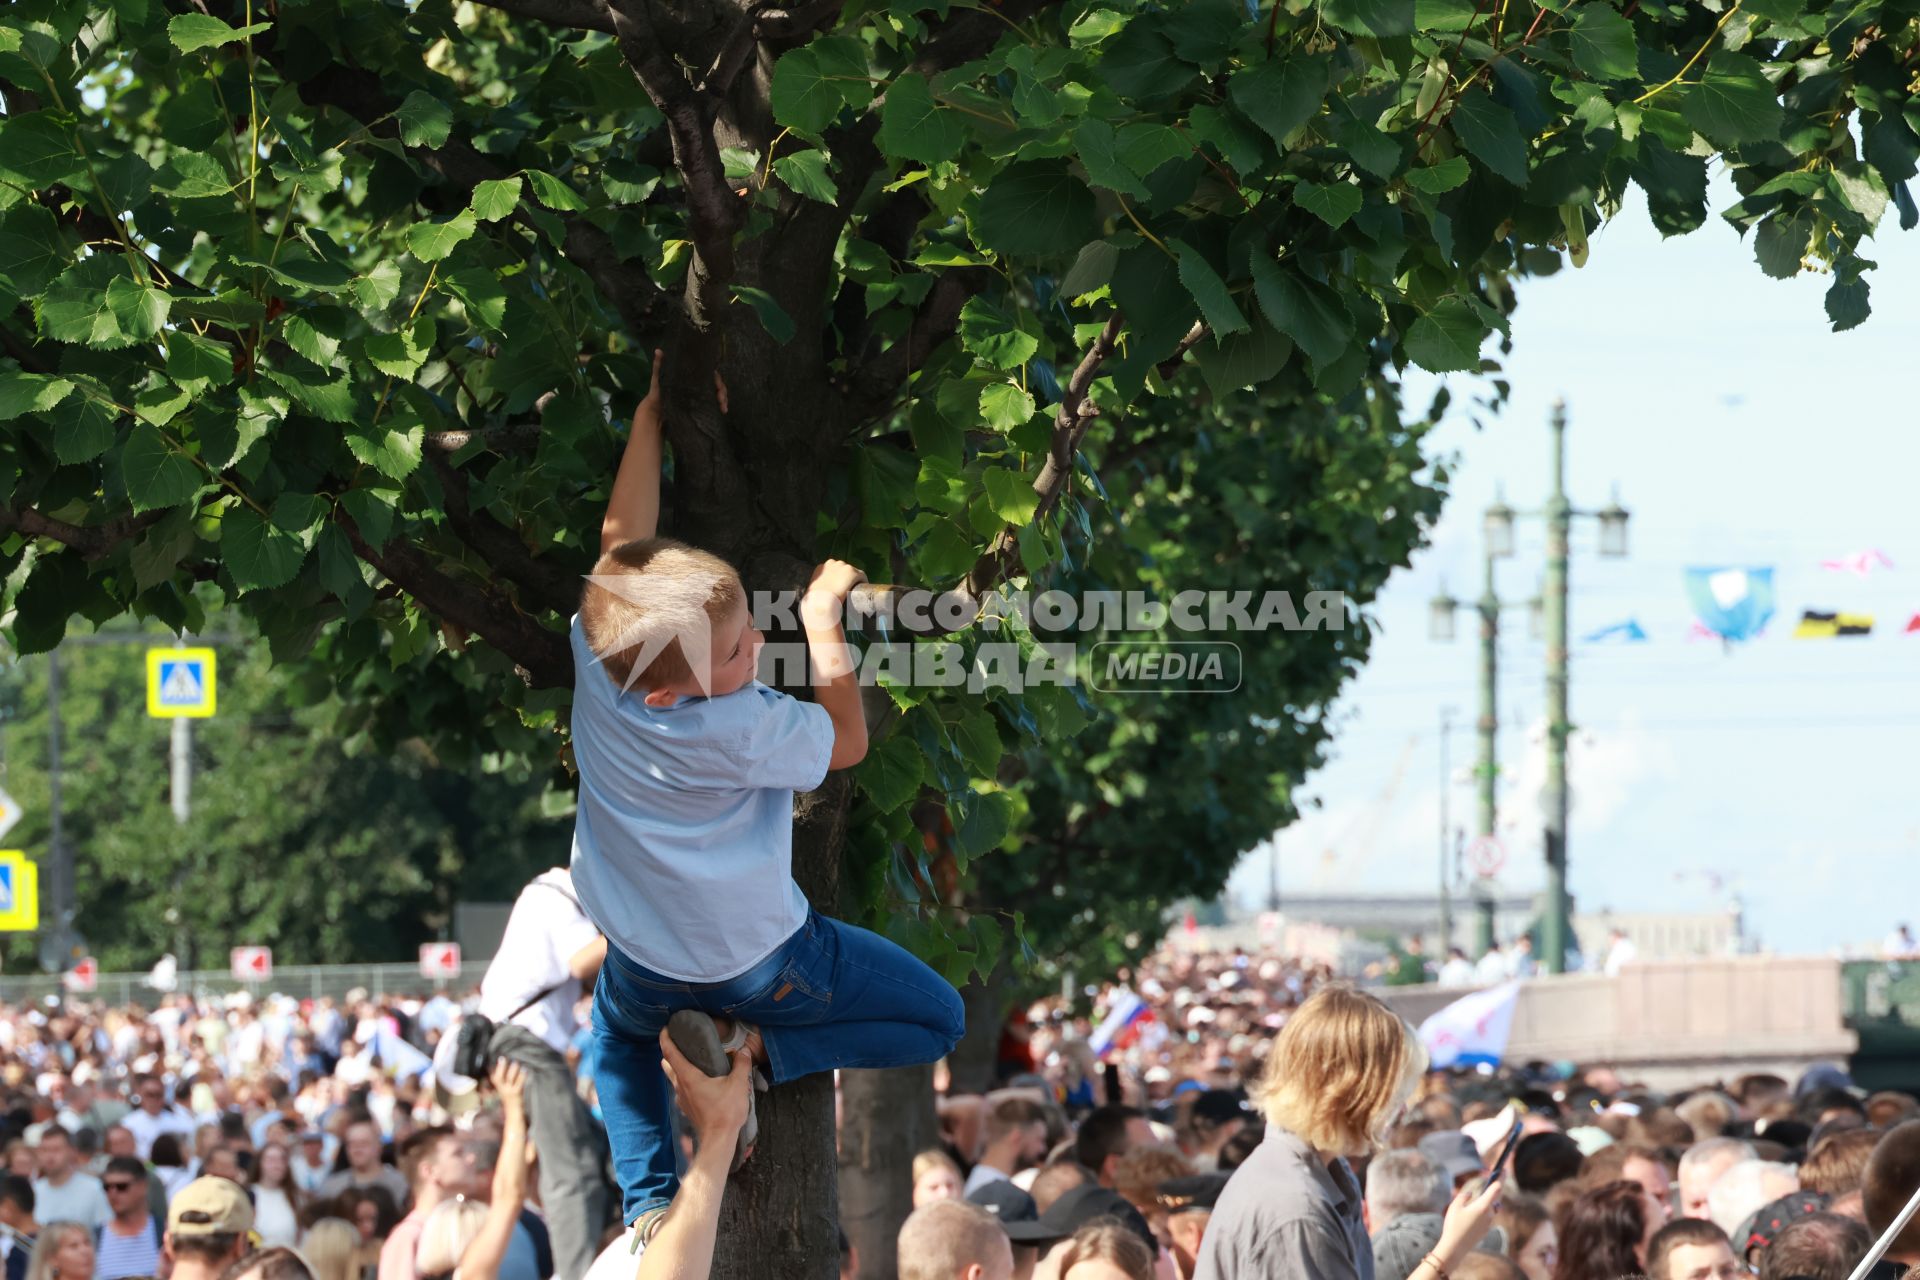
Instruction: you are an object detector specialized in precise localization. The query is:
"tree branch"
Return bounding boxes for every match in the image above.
[425,452,582,618]
[607,0,746,335]
[754,0,844,40]
[339,516,572,688]
[1156,321,1211,381]
[465,0,617,32]
[963,314,1124,600]
[845,268,987,412]
[0,507,168,560]
[698,1,772,95]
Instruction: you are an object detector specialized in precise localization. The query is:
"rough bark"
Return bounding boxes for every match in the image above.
[948,971,1015,1096]
[838,1066,938,1280]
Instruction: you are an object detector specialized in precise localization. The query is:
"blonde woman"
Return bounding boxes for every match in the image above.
[412,1061,529,1280]
[26,1222,95,1280]
[912,1150,964,1208]
[1194,986,1502,1280]
[299,1219,360,1280]
[1054,1220,1157,1280]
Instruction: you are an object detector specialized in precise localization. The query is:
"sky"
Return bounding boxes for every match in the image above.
[1225,173,1920,956]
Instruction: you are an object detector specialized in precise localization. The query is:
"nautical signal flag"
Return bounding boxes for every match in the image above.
[1683,567,1775,643]
[1794,610,1874,638]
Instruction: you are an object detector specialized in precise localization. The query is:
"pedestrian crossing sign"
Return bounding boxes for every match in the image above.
[0,853,40,932]
[146,647,217,718]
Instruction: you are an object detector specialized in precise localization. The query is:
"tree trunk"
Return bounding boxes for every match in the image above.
[709,774,850,1279]
[947,970,1014,1095]
[838,1066,937,1280]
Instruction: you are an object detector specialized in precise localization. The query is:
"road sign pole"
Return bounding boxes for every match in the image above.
[45,650,71,971]
[170,716,191,826]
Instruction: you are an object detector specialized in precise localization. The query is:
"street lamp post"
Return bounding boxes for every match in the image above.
[1432,400,1628,976]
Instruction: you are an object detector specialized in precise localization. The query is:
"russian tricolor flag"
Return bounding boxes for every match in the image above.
[1089,989,1154,1060]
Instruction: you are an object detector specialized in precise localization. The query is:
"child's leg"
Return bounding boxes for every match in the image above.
[588,961,685,1223]
[719,909,965,1084]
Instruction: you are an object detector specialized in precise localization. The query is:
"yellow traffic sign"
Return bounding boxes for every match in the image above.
[0,853,40,932]
[147,647,217,718]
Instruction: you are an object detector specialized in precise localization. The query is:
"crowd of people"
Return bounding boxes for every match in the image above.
[0,935,1910,1280]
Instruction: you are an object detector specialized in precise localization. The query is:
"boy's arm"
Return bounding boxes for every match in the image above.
[800,560,869,771]
[601,349,666,556]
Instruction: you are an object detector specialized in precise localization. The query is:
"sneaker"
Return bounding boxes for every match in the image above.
[666,1010,759,1172]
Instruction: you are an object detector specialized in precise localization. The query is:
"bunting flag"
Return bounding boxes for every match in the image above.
[1684,567,1776,643]
[1581,619,1649,644]
[1795,610,1875,638]
[1419,982,1522,1069]
[1907,614,1920,635]
[1820,549,1894,577]
[1089,989,1152,1059]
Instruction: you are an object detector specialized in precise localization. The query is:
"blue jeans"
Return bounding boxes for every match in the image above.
[591,907,966,1222]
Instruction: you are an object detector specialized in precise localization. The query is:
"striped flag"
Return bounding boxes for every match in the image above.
[1089,989,1153,1059]
[1418,982,1522,1069]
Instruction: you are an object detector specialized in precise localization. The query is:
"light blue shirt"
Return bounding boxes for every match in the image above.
[568,616,833,982]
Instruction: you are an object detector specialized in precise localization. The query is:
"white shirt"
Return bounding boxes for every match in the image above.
[1884,930,1919,959]
[1473,950,1508,985]
[122,1105,196,1160]
[33,1171,109,1230]
[567,617,833,982]
[478,870,602,1053]
[1436,957,1477,989]
[253,1187,301,1247]
[1605,937,1640,975]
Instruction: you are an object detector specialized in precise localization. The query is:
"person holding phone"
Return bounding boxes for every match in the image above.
[1195,987,1503,1280]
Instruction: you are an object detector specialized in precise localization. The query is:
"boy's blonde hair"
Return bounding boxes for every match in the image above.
[581,537,746,692]
[1254,985,1425,1156]
[912,1148,961,1183]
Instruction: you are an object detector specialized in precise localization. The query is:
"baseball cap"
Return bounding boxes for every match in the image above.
[1157,1173,1229,1217]
[1002,1184,1155,1251]
[1741,1191,1830,1262]
[1190,1090,1251,1129]
[967,1180,1039,1224]
[168,1177,255,1237]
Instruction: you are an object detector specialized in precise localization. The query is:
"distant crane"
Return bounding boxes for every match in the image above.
[1311,732,1421,891]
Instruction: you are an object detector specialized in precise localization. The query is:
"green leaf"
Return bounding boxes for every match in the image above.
[959,297,1039,369]
[395,91,453,148]
[1321,0,1415,37]
[0,372,73,421]
[1681,52,1784,148]
[1228,56,1329,148]
[153,150,234,199]
[121,422,203,512]
[471,177,523,222]
[857,733,925,813]
[167,13,271,51]
[37,256,136,348]
[134,382,190,427]
[1406,157,1471,194]
[406,209,478,262]
[55,395,119,463]
[232,245,351,293]
[314,523,365,604]
[170,288,266,327]
[1073,118,1151,199]
[1405,298,1488,372]
[954,790,1014,858]
[0,205,71,296]
[347,409,426,481]
[1294,179,1365,227]
[223,505,309,592]
[1059,240,1119,298]
[0,115,85,188]
[165,331,234,391]
[773,149,839,204]
[282,309,342,366]
[878,74,966,165]
[442,268,508,333]
[364,317,435,379]
[1449,91,1530,186]
[731,285,795,343]
[130,510,199,592]
[352,260,405,311]
[950,710,1004,775]
[1194,315,1293,398]
[1826,269,1870,331]
[525,169,589,211]
[1570,6,1639,81]
[982,466,1039,525]
[341,487,397,549]
[769,36,871,134]
[1753,211,1810,279]
[260,362,357,423]
[971,162,1097,257]
[104,275,171,343]
[979,382,1036,433]
[1250,257,1352,367]
[1169,237,1249,335]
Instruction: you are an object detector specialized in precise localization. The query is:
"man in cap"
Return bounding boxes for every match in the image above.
[1159,1174,1228,1280]
[1419,1131,1486,1192]
[1004,1184,1160,1278]
[164,1177,254,1280]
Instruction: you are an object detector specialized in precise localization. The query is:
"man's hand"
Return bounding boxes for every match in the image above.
[659,1029,751,1154]
[801,560,867,629]
[489,1058,528,1116]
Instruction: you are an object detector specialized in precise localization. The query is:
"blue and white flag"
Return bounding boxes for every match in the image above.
[1418,981,1521,1069]
[1581,618,1648,644]
[1683,566,1775,643]
[1089,989,1151,1059]
[368,1024,435,1082]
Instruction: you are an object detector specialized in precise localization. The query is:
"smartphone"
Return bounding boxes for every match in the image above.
[1488,1119,1526,1179]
